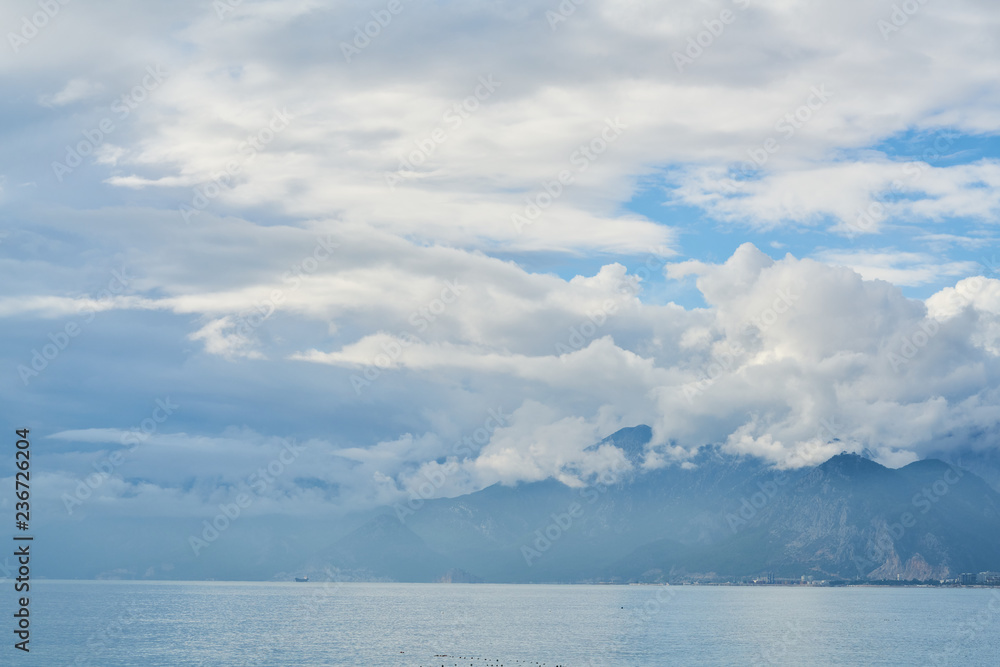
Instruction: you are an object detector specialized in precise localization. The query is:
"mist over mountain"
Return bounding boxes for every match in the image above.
[41,426,1000,584]
[329,427,1000,584]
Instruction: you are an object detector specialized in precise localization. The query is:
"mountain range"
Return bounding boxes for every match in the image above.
[306,426,1000,583]
[43,425,1000,583]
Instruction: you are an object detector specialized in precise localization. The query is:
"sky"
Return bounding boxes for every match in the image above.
[3,0,1000,535]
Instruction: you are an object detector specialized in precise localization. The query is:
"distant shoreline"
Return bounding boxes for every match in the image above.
[29,578,1000,588]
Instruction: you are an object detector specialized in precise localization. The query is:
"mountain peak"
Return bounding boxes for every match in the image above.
[820,452,888,477]
[587,425,652,465]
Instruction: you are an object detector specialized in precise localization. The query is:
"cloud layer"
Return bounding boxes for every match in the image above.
[2,0,1000,527]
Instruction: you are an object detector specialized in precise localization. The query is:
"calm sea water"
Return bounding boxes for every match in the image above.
[6,581,999,666]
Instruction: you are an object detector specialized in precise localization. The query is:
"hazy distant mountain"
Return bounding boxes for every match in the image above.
[320,427,1000,583]
[42,426,1000,583]
[931,445,1000,493]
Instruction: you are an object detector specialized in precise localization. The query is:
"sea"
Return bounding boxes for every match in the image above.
[7,581,999,666]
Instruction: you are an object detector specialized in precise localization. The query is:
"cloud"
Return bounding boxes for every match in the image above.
[38,78,104,107]
[667,159,1000,236]
[27,0,990,252]
[3,0,1000,538]
[27,242,1000,521]
[814,249,979,287]
[189,316,267,360]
